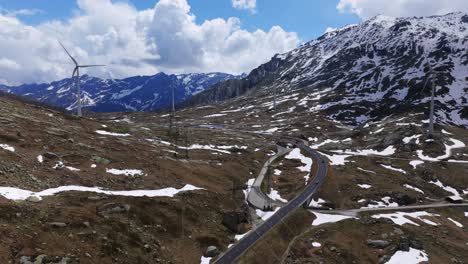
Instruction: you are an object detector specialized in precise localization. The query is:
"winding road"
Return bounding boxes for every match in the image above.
[214,139,328,264]
[247,145,291,209]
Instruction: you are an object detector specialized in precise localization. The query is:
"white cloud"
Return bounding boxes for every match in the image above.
[337,0,468,19]
[232,0,256,12]
[0,0,298,85]
[0,7,42,17]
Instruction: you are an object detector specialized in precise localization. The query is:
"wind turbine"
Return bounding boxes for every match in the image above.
[59,41,105,117]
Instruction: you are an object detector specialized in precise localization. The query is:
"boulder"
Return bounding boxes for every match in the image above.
[367,239,390,249]
[205,246,220,257]
[26,196,41,203]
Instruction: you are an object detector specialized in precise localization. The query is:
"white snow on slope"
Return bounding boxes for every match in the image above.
[409,160,424,169]
[0,144,15,152]
[285,148,313,172]
[0,184,202,201]
[200,256,212,264]
[404,184,424,194]
[441,129,453,135]
[381,164,407,174]
[37,155,44,163]
[204,114,227,118]
[386,248,428,264]
[310,139,340,149]
[285,148,313,183]
[417,138,465,162]
[448,218,463,228]
[52,161,80,172]
[319,152,351,166]
[106,168,143,177]
[430,180,462,200]
[372,211,440,226]
[312,212,356,226]
[96,130,130,137]
[358,167,376,174]
[362,197,399,209]
[309,198,326,207]
[333,146,396,156]
[403,135,422,144]
[186,144,246,154]
[358,184,372,189]
[268,188,288,203]
[311,242,322,247]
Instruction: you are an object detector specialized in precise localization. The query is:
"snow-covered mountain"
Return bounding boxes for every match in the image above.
[185,12,468,127]
[0,72,238,112]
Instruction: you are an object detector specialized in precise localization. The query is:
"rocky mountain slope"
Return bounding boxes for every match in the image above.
[185,12,468,127]
[0,72,238,112]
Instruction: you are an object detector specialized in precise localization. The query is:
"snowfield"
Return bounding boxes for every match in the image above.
[96,130,131,137]
[106,168,144,177]
[0,144,15,152]
[417,138,465,162]
[386,248,428,264]
[285,148,313,183]
[0,184,203,201]
[372,211,440,226]
[312,212,356,226]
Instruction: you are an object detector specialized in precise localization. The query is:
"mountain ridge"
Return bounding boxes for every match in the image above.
[183,12,468,127]
[0,72,240,113]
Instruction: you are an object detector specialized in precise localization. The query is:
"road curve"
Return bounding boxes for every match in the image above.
[247,145,291,209]
[214,139,328,264]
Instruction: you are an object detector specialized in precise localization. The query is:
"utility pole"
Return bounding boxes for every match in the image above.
[273,86,277,110]
[428,71,435,139]
[172,85,175,112]
[425,59,438,139]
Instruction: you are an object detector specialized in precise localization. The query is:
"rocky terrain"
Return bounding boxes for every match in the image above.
[0,72,238,113]
[185,12,468,128]
[0,12,467,264]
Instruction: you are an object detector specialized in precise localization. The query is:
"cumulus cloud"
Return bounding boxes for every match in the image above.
[0,0,298,85]
[232,0,256,12]
[337,0,468,19]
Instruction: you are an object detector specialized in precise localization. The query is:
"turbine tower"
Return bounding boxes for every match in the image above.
[59,41,105,117]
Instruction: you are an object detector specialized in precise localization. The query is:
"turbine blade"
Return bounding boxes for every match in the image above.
[58,41,78,66]
[79,64,106,68]
[72,67,78,78]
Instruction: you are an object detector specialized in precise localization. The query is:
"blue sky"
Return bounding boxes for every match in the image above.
[0,0,464,85]
[0,0,360,41]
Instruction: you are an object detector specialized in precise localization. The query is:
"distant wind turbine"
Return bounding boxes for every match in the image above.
[59,41,105,117]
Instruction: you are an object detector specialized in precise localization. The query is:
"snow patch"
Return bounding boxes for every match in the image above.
[386,248,428,264]
[312,212,356,226]
[372,211,440,226]
[0,184,202,201]
[0,144,15,152]
[96,130,130,137]
[381,164,407,174]
[106,168,143,177]
[404,184,424,194]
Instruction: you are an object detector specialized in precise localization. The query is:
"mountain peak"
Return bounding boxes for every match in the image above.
[0,72,239,113]
[186,13,468,128]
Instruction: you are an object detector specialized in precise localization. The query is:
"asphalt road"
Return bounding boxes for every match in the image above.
[214,139,328,264]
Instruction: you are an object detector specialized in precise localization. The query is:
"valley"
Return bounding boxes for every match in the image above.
[0,9,467,264]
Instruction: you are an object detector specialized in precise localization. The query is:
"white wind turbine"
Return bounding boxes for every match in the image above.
[59,41,105,117]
